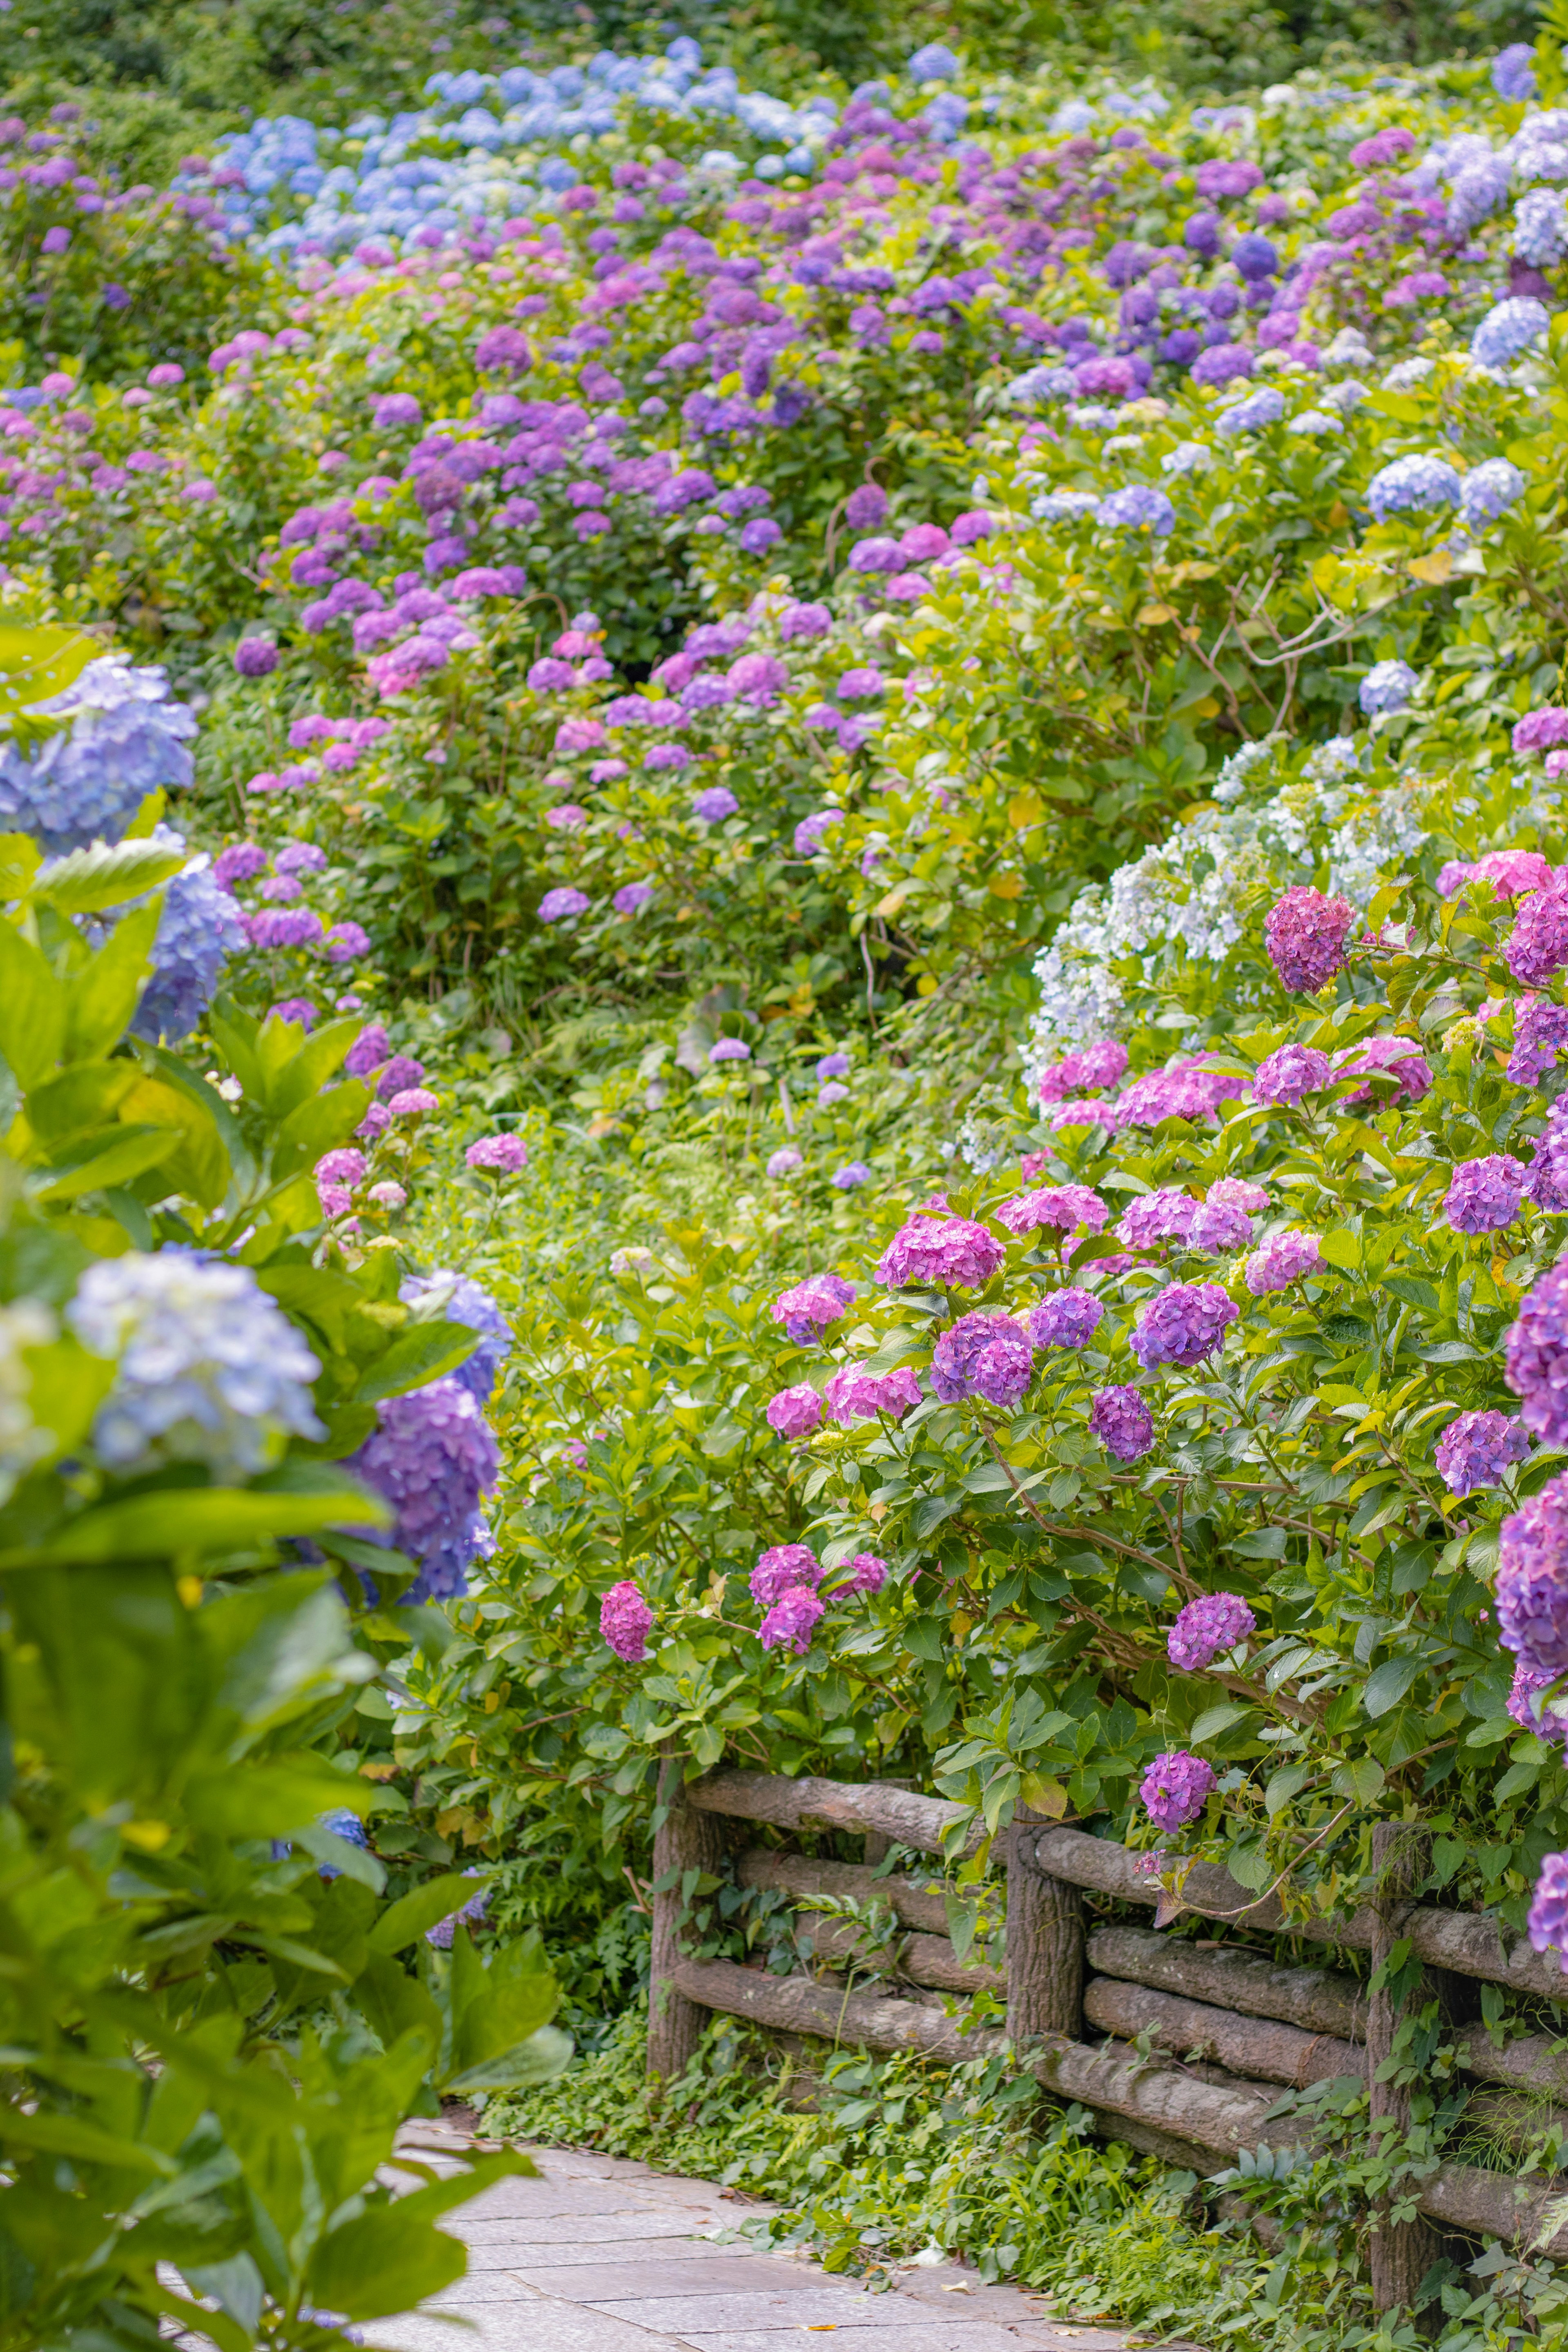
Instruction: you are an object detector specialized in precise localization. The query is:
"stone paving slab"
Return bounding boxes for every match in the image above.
[589,2290,991,2332]
[482,2236,742,2269]
[675,2328,1043,2352]
[510,2258,811,2300]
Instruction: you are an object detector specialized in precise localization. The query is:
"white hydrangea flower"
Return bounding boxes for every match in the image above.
[0,1300,58,1505]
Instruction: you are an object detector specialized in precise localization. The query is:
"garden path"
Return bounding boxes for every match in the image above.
[382,2116,1203,2352]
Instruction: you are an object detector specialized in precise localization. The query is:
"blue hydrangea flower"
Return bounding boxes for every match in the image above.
[349,1376,499,1604]
[1448,156,1511,236]
[1216,387,1285,437]
[0,659,196,854]
[1494,42,1537,101]
[1098,486,1175,535]
[1365,455,1463,520]
[401,1270,512,1403]
[1033,490,1100,523]
[1462,458,1527,524]
[1472,297,1550,371]
[68,1252,324,1481]
[131,851,247,1043]
[1359,659,1418,716]
[1514,190,1568,267]
[906,41,959,81]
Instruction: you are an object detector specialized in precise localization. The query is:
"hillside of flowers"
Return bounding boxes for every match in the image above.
[7,9,1568,2344]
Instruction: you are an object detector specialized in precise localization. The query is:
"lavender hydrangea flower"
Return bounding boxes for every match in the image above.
[1029,1290,1104,1349]
[1130,1283,1239,1369]
[1506,888,1568,989]
[1448,158,1512,237]
[760,1586,824,1654]
[1497,1474,1568,1672]
[1244,1231,1323,1294]
[1494,42,1537,100]
[1253,1045,1332,1108]
[68,1252,323,1480]
[876,1216,1007,1288]
[1472,297,1550,371]
[1365,456,1462,521]
[316,1808,370,1879]
[601,1580,654,1662]
[1116,1190,1199,1251]
[1189,1195,1258,1254]
[1526,1116,1568,1216]
[1098,486,1175,535]
[771,1273,855,1344]
[349,1376,500,1605]
[214,842,267,891]
[824,1363,923,1421]
[0,657,197,853]
[766,1147,804,1178]
[615,882,654,914]
[425,1869,492,1948]
[1509,1003,1568,1087]
[1507,1265,1568,1446]
[467,1135,528,1174]
[710,1038,751,1064]
[1038,1041,1129,1100]
[766,1384,822,1439]
[1140,1750,1216,1832]
[1090,1385,1154,1461]
[1509,1662,1568,1746]
[401,1271,511,1404]
[1528,1851,1568,1971]
[1463,458,1527,523]
[1167,1592,1256,1672]
[833,1163,872,1189]
[539,887,590,922]
[234,639,278,677]
[247,908,324,950]
[693,786,739,822]
[1360,660,1417,716]
[1264,888,1355,992]
[1445,1155,1527,1236]
[131,853,247,1043]
[1216,388,1285,437]
[930,1311,1035,1408]
[841,1551,887,1594]
[1436,1409,1532,1496]
[997,1184,1109,1239]
[751,1544,823,1607]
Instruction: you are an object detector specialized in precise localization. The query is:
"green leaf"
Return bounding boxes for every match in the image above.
[1229,1527,1287,1560]
[354,1948,443,2055]
[1363,1654,1425,1719]
[1189,1704,1254,1744]
[369,1875,488,1956]
[443,2024,573,2098]
[0,921,65,1088]
[1317,1230,1361,1269]
[33,1125,180,1203]
[33,837,185,916]
[63,902,163,1066]
[354,1319,480,1404]
[185,1756,372,1838]
[309,2150,535,2319]
[1,1469,388,1566]
[1331,1755,1387,1803]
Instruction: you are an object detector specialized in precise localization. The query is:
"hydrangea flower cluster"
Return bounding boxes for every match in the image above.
[1506,1266,1568,1447]
[1528,1851,1568,1972]
[996,1183,1109,1239]
[600,1579,654,1662]
[1509,1003,1568,1087]
[1139,1750,1216,1832]
[0,657,196,853]
[1496,1474,1568,1674]
[1129,1283,1238,1369]
[1505,887,1568,989]
[876,1216,1007,1288]
[1090,1385,1154,1461]
[348,1375,500,1604]
[1028,1290,1103,1350]
[1243,1230,1323,1294]
[68,1251,323,1480]
[930,1310,1034,1408]
[1436,1408,1532,1496]
[1253,1044,1331,1107]
[766,1383,822,1438]
[401,1271,512,1403]
[1167,1591,1255,1672]
[824,1363,923,1421]
[1263,888,1356,993]
[1444,1154,1527,1236]
[771,1272,856,1343]
[130,850,248,1042]
[1508,1663,1568,1748]
[425,1869,492,1948]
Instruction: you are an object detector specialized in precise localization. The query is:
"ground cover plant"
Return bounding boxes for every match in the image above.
[7,4,1568,2346]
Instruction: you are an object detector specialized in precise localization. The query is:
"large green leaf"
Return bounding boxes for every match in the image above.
[32,837,186,917]
[185,1756,372,1839]
[368,1875,488,1957]
[307,2151,534,2319]
[63,902,163,1067]
[354,1318,480,1404]
[1,1469,387,1567]
[0,922,65,1089]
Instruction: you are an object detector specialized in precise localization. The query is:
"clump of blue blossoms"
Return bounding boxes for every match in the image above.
[68,1252,324,1480]
[1360,659,1418,716]
[1365,454,1462,520]
[1471,296,1550,371]
[130,842,248,1043]
[401,1270,513,1403]
[1462,457,1526,524]
[0,658,196,853]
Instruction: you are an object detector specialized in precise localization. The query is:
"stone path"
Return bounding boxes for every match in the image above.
[379,2125,1201,2352]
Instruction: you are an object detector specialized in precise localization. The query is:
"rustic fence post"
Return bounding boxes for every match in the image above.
[647,1751,728,2082]
[1367,1822,1440,2320]
[1006,1808,1084,2043]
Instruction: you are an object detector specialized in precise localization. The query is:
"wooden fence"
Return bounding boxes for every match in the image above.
[647,1768,1568,2312]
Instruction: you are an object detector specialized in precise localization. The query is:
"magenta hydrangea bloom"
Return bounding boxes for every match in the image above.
[1116,1190,1199,1251]
[1253,1044,1331,1107]
[1497,1474,1568,1673]
[760,1586,824,1655]
[1506,889,1568,990]
[467,1134,528,1174]
[1244,1231,1323,1294]
[1510,1004,1568,1088]
[601,1580,654,1662]
[1168,1592,1256,1672]
[1528,1851,1568,1971]
[1506,1265,1568,1446]
[388,1087,439,1116]
[1508,1663,1568,1747]
[840,1551,887,1595]
[247,908,324,950]
[1029,1290,1104,1350]
[876,1216,1007,1289]
[1038,1040,1129,1101]
[1189,1195,1256,1253]
[1515,708,1568,757]
[234,639,278,678]
[1264,888,1356,993]
[751,1543,823,1606]
[1116,1065,1244,1127]
[1130,1283,1239,1369]
[1090,1385,1154,1461]
[1140,1750,1216,1832]
[766,1384,823,1439]
[539,887,590,922]
[931,1311,1035,1409]
[316,1147,365,1185]
[1436,1408,1531,1496]
[1445,1154,1527,1236]
[771,1273,855,1345]
[824,1363,923,1421]
[996,1184,1109,1238]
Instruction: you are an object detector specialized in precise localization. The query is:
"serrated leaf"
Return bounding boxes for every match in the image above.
[32,837,186,915]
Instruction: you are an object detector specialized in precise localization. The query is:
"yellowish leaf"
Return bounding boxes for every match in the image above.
[989,871,1024,900]
[1166,560,1218,584]
[1020,1773,1069,1820]
[1136,601,1177,626]
[1007,789,1045,831]
[1408,549,1453,586]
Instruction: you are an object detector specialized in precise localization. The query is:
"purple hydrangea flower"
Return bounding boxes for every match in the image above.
[1037,1040,1129,1100]
[376,1054,425,1102]
[1494,42,1537,101]
[841,1551,887,1595]
[1090,1385,1154,1461]
[1509,1662,1567,1746]
[1506,889,1568,989]
[1130,1283,1239,1369]
[876,1216,1007,1288]
[930,1311,1035,1409]
[467,1135,528,1174]
[760,1585,824,1655]
[1497,1473,1568,1673]
[767,1147,804,1178]
[1510,1004,1568,1087]
[348,1376,499,1605]
[1365,455,1462,519]
[1243,1231,1323,1294]
[1029,1290,1104,1349]
[833,1162,872,1189]
[1098,486,1175,535]
[1507,1266,1568,1445]
[997,1184,1109,1239]
[234,639,278,677]
[1264,888,1355,993]
[751,1543,824,1607]
[214,842,267,891]
[1528,1116,1568,1214]
[401,1271,511,1403]
[771,1273,855,1344]
[1514,709,1568,757]
[615,882,654,914]
[1437,1408,1532,1496]
[1253,1045,1332,1107]
[693,786,739,822]
[1529,1851,1568,1972]
[1116,1190,1199,1251]
[1189,1195,1257,1253]
[601,1580,654,1661]
[710,1038,751,1064]
[824,1363,923,1421]
[247,908,324,950]
[345,1023,389,1078]
[766,1384,823,1439]
[1140,1750,1216,1832]
[1445,1155,1527,1236]
[1167,1591,1256,1672]
[539,887,590,922]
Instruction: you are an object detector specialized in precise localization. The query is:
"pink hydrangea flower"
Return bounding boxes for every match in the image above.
[1130,1283,1239,1368]
[601,1580,654,1662]
[1037,1040,1129,1101]
[1140,1750,1216,1832]
[1332,1036,1432,1105]
[824,1363,923,1421]
[766,1384,823,1439]
[1264,887,1356,993]
[1244,1231,1323,1293]
[751,1544,823,1606]
[1090,1385,1154,1460]
[368,1180,407,1209]
[1507,889,1568,990]
[1167,1592,1255,1671]
[876,1216,1006,1288]
[841,1552,887,1594]
[760,1586,824,1654]
[467,1134,528,1173]
[995,1184,1109,1239]
[388,1087,439,1115]
[1445,1155,1526,1235]
[771,1274,855,1344]
[316,1148,366,1185]
[1514,708,1568,757]
[1253,1045,1331,1106]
